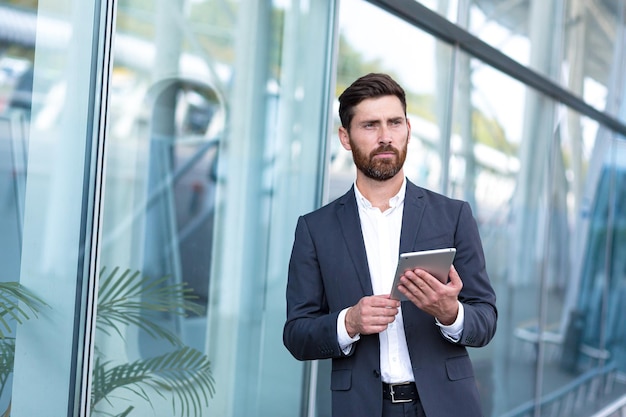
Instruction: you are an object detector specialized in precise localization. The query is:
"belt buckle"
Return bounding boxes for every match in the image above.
[389,383,412,404]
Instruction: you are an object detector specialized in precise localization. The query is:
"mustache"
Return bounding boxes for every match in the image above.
[371,144,399,157]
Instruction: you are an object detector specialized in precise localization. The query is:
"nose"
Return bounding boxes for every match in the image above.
[379,125,392,144]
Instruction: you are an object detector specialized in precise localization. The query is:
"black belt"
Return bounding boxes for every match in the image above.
[382,382,419,403]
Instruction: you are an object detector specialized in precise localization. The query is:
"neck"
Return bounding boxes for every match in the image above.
[355,171,404,211]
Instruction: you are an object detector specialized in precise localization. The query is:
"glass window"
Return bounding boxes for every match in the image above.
[404,0,625,119]
[573,132,626,373]
[0,10,35,415]
[93,1,337,416]
[466,0,621,116]
[1,0,625,416]
[0,0,107,415]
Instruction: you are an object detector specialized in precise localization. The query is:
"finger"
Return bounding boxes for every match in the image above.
[371,294,401,308]
[370,303,400,318]
[360,309,398,332]
[447,265,463,288]
[358,300,399,320]
[413,268,444,288]
[398,276,427,300]
[403,270,432,292]
[396,281,422,306]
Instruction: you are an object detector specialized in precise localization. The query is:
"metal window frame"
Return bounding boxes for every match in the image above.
[74,0,118,415]
[366,0,626,137]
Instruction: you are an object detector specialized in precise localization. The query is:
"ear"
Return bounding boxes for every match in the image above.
[338,126,352,151]
[406,118,411,144]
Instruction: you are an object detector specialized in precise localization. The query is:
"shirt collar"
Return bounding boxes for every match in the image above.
[354,177,407,210]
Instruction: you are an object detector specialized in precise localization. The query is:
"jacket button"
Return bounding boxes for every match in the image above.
[373,370,380,378]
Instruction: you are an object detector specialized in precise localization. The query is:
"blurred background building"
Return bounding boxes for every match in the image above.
[0,0,625,416]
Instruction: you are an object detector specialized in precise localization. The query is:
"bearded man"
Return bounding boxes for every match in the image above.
[283,73,497,417]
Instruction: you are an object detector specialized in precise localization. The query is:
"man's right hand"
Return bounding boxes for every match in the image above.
[345,295,400,338]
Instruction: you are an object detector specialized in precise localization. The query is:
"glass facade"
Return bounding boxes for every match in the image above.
[413,0,622,111]
[0,1,625,417]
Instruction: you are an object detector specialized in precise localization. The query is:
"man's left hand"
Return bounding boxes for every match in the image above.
[397,265,462,325]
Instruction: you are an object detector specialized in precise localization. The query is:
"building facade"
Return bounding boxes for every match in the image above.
[0,0,625,416]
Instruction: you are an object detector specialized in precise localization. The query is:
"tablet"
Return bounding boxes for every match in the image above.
[389,248,456,301]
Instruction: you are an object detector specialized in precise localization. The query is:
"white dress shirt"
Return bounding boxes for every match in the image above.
[337,178,464,383]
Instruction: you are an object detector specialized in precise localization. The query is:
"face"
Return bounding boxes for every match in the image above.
[338,95,410,182]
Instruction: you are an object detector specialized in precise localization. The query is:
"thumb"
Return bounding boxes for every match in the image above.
[448,265,463,288]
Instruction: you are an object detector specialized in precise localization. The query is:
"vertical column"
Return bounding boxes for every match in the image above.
[11,0,109,415]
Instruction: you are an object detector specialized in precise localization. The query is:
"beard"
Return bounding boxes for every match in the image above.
[350,138,408,181]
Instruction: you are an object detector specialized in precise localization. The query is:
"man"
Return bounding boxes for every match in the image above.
[283,73,497,417]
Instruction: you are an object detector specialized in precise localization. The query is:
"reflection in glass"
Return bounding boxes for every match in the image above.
[573,136,626,373]
[95,0,336,416]
[105,57,224,416]
[94,77,223,416]
[95,1,228,414]
[0,0,624,415]
[0,5,37,413]
[467,0,620,114]
[91,267,214,416]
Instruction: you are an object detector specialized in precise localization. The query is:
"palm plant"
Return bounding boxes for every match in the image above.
[0,282,48,417]
[91,267,215,417]
[0,268,213,417]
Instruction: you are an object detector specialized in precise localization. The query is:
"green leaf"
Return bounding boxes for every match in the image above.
[96,267,204,346]
[0,282,47,339]
[93,268,213,416]
[91,346,214,417]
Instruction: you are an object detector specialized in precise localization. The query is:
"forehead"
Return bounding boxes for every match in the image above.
[351,95,405,121]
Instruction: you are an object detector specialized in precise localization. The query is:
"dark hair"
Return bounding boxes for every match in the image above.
[338,73,407,130]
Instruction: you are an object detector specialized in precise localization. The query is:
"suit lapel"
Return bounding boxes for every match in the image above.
[336,187,373,296]
[399,181,426,254]
[334,181,425,295]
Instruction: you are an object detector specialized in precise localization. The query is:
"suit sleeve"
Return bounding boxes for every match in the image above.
[454,202,498,347]
[283,216,346,360]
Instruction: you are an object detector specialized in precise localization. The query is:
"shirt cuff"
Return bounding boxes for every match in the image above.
[435,301,464,342]
[337,307,360,354]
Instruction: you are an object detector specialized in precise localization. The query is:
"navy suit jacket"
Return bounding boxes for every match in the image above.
[283,180,497,417]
